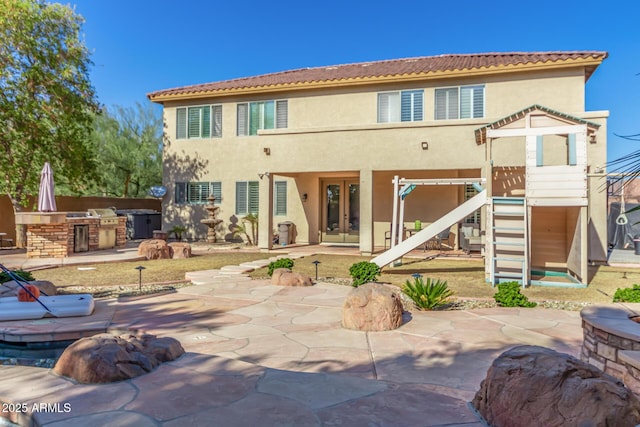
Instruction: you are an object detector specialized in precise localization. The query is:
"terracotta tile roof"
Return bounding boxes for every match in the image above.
[148,51,607,101]
[474,104,602,145]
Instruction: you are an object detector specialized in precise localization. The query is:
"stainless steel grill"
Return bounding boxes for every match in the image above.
[88,208,118,249]
[87,208,119,226]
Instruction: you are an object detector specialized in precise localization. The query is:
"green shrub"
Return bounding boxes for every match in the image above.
[493,281,537,308]
[267,258,294,276]
[0,269,34,284]
[613,284,640,303]
[402,276,453,310]
[349,261,380,287]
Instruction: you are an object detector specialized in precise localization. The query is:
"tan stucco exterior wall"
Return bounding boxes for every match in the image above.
[158,65,608,262]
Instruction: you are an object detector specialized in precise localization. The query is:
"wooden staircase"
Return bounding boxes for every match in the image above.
[490,197,528,286]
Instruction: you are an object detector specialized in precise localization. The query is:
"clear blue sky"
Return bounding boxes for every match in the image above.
[70,0,640,163]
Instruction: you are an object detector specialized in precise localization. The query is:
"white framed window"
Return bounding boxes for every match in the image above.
[176,105,222,139]
[435,85,484,120]
[236,181,259,215]
[378,90,423,123]
[274,181,287,216]
[175,182,221,204]
[237,100,288,136]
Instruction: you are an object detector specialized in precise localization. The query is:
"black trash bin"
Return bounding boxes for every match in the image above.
[634,239,640,255]
[278,221,294,246]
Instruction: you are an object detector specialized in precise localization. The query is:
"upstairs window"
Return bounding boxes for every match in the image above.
[176,105,222,139]
[435,85,484,120]
[175,182,221,204]
[237,100,288,136]
[378,90,423,123]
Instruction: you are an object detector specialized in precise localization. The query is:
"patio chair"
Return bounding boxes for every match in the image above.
[384,224,406,249]
[425,229,450,252]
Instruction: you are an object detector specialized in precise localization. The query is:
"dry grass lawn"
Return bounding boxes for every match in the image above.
[28,250,640,305]
[31,252,272,287]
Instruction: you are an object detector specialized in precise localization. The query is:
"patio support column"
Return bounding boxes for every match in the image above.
[360,168,373,256]
[258,173,273,251]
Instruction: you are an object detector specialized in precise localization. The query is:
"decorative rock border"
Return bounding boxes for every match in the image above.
[581,303,640,395]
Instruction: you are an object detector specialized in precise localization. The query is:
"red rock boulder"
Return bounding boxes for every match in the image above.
[342,283,403,331]
[53,333,184,384]
[138,239,170,260]
[473,345,640,427]
[271,268,313,287]
[169,242,192,259]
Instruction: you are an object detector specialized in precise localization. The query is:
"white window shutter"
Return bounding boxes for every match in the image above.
[276,100,288,129]
[274,181,287,215]
[236,182,248,214]
[176,108,187,139]
[248,181,259,214]
[212,105,222,137]
[211,182,222,203]
[188,107,201,138]
[237,104,248,136]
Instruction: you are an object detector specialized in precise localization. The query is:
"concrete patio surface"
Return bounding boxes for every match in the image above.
[0,262,585,426]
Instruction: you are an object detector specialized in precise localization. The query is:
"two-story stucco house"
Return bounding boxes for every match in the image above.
[148,51,608,285]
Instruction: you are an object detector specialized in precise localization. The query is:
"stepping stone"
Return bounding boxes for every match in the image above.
[220,265,254,273]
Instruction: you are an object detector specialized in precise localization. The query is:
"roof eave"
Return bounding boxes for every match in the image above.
[148,56,606,104]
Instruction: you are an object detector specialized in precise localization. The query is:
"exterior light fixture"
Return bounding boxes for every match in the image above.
[264,147,271,155]
[312,260,321,281]
[421,141,429,150]
[135,265,146,292]
[302,193,308,202]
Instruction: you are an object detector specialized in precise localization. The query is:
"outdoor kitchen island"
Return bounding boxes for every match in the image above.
[15,209,126,259]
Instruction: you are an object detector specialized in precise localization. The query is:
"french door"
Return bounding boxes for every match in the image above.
[321,180,359,243]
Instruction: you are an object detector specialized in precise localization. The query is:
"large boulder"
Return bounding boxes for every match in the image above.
[138,239,170,260]
[168,242,192,259]
[53,333,184,384]
[0,280,57,298]
[270,268,313,287]
[342,282,403,331]
[473,345,640,427]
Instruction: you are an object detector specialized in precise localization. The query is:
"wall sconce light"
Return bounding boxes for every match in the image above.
[421,141,429,150]
[263,147,271,155]
[258,172,270,180]
[302,193,308,202]
[589,134,597,144]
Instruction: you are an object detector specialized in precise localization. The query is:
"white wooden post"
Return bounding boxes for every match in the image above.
[391,175,399,248]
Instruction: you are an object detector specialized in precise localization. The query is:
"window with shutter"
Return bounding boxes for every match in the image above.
[235,181,259,214]
[401,90,423,122]
[464,184,480,224]
[378,90,422,123]
[176,108,187,139]
[435,85,484,120]
[274,181,287,215]
[238,100,287,136]
[177,105,218,139]
[174,182,221,204]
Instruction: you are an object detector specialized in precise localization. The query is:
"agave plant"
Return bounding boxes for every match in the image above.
[402,276,453,310]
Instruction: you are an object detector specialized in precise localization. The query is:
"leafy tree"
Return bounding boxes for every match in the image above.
[90,103,162,197]
[0,0,99,243]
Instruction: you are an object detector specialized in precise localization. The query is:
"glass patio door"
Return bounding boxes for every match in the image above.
[322,180,359,243]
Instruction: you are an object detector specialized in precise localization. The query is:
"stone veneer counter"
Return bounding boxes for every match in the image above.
[581,303,640,395]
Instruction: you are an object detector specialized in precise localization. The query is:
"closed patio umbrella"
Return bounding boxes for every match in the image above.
[37,162,57,212]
